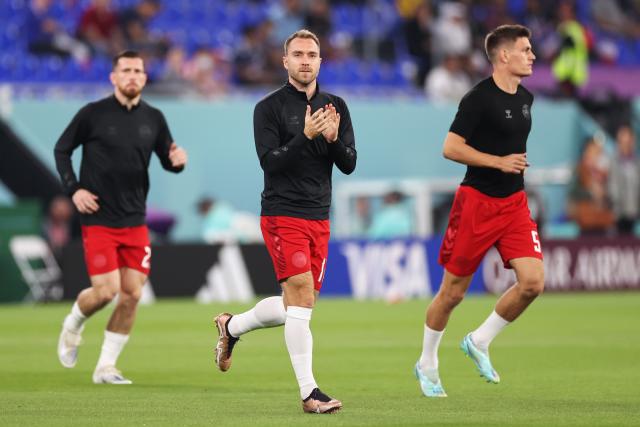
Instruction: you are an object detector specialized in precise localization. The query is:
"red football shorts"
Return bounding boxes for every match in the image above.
[439,186,543,277]
[260,216,330,291]
[81,225,151,277]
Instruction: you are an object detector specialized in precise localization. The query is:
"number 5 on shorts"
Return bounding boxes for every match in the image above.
[142,246,151,269]
[531,231,541,253]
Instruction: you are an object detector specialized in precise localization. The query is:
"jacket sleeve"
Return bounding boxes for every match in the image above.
[153,110,184,173]
[328,97,357,175]
[53,105,90,196]
[254,100,309,174]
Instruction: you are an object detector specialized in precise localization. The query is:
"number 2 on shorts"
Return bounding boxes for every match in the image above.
[141,246,151,269]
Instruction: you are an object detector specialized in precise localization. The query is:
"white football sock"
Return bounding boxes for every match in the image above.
[63,301,87,333]
[285,306,317,400]
[419,325,444,382]
[228,296,286,337]
[96,331,129,369]
[471,310,510,352]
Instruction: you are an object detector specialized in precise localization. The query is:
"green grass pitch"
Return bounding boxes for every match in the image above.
[1,293,639,426]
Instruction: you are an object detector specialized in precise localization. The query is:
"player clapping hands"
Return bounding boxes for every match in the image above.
[321,104,340,143]
[303,104,340,142]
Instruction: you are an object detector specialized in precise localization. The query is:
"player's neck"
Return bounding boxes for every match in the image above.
[491,71,521,95]
[114,91,141,110]
[289,77,317,100]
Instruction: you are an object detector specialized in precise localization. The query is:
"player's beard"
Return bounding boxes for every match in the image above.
[290,68,318,87]
[120,83,142,99]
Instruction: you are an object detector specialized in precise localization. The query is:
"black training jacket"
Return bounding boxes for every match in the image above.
[254,82,356,219]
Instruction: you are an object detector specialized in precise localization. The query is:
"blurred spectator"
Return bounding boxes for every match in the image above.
[591,0,640,39]
[119,0,169,62]
[402,1,434,87]
[77,0,123,57]
[350,196,371,237]
[197,197,261,243]
[368,191,414,239]
[8,0,640,89]
[304,0,334,58]
[526,187,546,236]
[152,46,194,97]
[522,0,559,62]
[154,46,231,98]
[551,1,589,97]
[43,195,75,257]
[607,125,640,235]
[305,0,332,40]
[357,0,398,63]
[474,0,517,39]
[197,197,235,243]
[25,0,90,64]
[183,47,231,97]
[234,22,282,86]
[269,0,305,44]
[145,207,176,241]
[396,0,425,19]
[567,137,614,235]
[431,2,472,62]
[432,193,455,234]
[425,53,472,104]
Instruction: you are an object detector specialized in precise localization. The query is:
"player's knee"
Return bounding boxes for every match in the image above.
[95,285,118,306]
[440,288,465,307]
[294,297,315,308]
[520,275,544,299]
[282,273,315,307]
[119,288,142,305]
[522,283,544,300]
[286,287,315,308]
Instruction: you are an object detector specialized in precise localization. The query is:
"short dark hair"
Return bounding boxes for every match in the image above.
[484,25,531,63]
[112,50,143,69]
[283,29,320,55]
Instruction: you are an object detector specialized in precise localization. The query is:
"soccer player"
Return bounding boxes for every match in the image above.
[212,29,356,414]
[54,50,187,384]
[414,25,544,397]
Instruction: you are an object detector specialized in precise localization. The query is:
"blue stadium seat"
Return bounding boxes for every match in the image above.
[507,0,526,19]
[333,5,365,37]
[0,53,19,81]
[1,0,637,84]
[574,0,591,23]
[320,61,339,86]
[617,40,637,66]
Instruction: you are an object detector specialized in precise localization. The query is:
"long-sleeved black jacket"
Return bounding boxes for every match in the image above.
[54,95,183,227]
[254,82,357,219]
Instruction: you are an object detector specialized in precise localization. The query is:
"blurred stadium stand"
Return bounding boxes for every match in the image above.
[2,0,640,89]
[0,0,412,88]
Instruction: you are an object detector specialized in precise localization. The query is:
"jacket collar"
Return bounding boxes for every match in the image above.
[111,94,142,111]
[284,81,320,101]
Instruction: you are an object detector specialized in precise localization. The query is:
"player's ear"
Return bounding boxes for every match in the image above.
[283,55,289,70]
[109,71,116,86]
[500,48,509,64]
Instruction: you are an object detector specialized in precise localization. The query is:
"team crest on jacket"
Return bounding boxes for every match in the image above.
[139,125,152,137]
[522,104,530,119]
